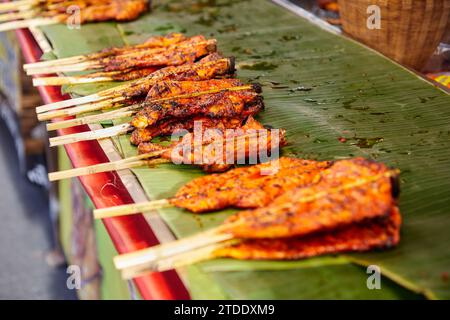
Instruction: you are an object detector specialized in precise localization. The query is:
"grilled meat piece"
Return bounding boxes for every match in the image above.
[91,33,187,60]
[137,116,286,174]
[170,157,328,213]
[216,206,401,260]
[119,56,235,100]
[103,38,216,72]
[43,0,150,23]
[145,78,246,101]
[225,158,398,239]
[132,116,246,145]
[130,81,263,130]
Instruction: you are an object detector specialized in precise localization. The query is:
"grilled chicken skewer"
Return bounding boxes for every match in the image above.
[25,33,187,71]
[126,207,401,278]
[28,36,216,78]
[92,156,323,218]
[43,78,257,128]
[0,0,150,32]
[48,117,286,181]
[113,158,401,273]
[36,55,234,116]
[47,80,264,146]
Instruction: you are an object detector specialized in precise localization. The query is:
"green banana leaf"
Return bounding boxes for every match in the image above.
[40,0,450,299]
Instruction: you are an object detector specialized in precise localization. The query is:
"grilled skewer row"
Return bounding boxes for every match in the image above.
[38,54,236,119]
[47,78,265,147]
[113,158,402,277]
[0,0,150,33]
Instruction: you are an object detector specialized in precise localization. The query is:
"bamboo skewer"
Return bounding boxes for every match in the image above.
[33,75,114,86]
[0,9,36,22]
[35,81,131,113]
[114,226,234,271]
[26,60,101,75]
[0,17,60,32]
[37,95,125,121]
[49,123,132,147]
[113,170,400,274]
[49,155,169,182]
[46,106,137,131]
[38,85,255,122]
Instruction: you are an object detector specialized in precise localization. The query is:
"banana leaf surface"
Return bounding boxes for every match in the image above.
[39,0,450,299]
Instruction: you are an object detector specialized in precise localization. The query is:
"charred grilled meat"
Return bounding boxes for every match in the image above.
[167,156,327,213]
[224,158,399,239]
[42,0,150,23]
[137,116,287,175]
[216,207,401,260]
[102,37,217,72]
[116,56,235,101]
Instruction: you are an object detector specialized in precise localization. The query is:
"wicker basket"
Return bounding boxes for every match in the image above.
[338,0,450,70]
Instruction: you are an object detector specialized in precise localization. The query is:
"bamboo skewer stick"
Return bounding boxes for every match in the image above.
[34,58,229,113]
[46,106,137,131]
[36,93,106,113]
[94,198,173,219]
[49,123,132,147]
[0,0,36,12]
[49,156,169,182]
[114,226,234,271]
[113,170,400,274]
[38,85,255,121]
[37,95,125,121]
[0,17,60,32]
[95,199,173,219]
[26,60,101,75]
[121,243,225,280]
[0,10,36,22]
[33,75,113,86]
[24,55,88,70]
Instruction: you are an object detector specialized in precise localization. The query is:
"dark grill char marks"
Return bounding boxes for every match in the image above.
[103,37,216,72]
[119,56,235,101]
[129,80,263,136]
[225,158,398,239]
[131,116,246,145]
[170,157,330,213]
[216,207,401,260]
